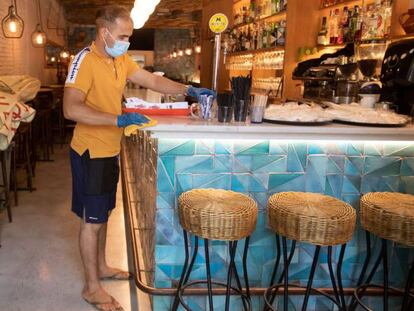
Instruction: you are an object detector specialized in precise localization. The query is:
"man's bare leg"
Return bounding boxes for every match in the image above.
[79,220,122,310]
[98,222,130,279]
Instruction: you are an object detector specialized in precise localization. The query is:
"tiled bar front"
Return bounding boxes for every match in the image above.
[122,133,414,311]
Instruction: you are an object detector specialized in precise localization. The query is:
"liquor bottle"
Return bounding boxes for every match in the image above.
[250,0,256,22]
[337,6,349,44]
[317,17,329,45]
[272,22,279,47]
[245,26,252,50]
[281,0,287,12]
[271,0,277,15]
[374,0,385,38]
[277,20,286,46]
[262,23,268,48]
[329,9,339,44]
[382,0,393,38]
[257,24,263,49]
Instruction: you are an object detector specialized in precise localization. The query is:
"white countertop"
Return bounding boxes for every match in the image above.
[144,116,414,141]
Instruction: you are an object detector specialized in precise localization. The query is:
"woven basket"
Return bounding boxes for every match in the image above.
[360,192,414,246]
[178,189,258,241]
[268,192,356,246]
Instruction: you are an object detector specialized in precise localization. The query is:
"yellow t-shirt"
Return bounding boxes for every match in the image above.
[65,42,139,158]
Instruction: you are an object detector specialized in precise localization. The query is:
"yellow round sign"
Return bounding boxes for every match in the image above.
[209,13,229,34]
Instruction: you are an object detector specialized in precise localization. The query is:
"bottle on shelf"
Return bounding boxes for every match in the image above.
[329,9,339,44]
[337,6,349,44]
[317,16,329,45]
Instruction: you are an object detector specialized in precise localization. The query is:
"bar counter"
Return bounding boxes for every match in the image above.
[121,117,414,310]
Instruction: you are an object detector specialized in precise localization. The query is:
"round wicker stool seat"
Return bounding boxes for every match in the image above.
[268,192,356,246]
[174,189,258,311]
[178,188,258,241]
[361,192,414,246]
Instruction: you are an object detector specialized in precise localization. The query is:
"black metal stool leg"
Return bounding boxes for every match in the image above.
[302,246,321,311]
[228,241,249,311]
[183,236,199,285]
[282,237,289,311]
[337,244,347,311]
[204,239,214,311]
[263,234,281,311]
[350,231,372,311]
[328,246,341,308]
[225,241,238,311]
[382,239,389,311]
[172,230,190,311]
[402,258,414,311]
[243,236,251,299]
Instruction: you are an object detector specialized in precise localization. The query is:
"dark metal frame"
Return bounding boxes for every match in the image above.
[172,231,252,311]
[351,232,414,311]
[263,234,346,311]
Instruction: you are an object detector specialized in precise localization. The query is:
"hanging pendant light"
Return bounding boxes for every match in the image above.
[1,0,24,38]
[32,0,47,47]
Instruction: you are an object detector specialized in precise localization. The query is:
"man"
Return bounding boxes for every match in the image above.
[63,5,214,311]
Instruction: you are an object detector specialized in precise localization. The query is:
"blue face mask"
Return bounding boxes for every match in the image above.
[103,30,130,58]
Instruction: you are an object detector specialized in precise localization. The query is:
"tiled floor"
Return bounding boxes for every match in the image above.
[0,146,142,311]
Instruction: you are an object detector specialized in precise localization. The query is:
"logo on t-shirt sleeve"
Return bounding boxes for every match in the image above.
[66,47,91,84]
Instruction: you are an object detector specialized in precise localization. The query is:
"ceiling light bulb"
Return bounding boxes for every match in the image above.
[185,48,193,56]
[130,0,160,29]
[173,52,177,58]
[178,50,183,57]
[51,57,56,62]
[195,45,201,54]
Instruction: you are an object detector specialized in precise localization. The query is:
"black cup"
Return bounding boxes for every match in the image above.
[234,99,250,122]
[218,106,233,123]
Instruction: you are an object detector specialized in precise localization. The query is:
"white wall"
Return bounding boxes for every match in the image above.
[0,0,66,84]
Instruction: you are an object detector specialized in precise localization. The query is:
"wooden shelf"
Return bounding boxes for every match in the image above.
[228,46,285,57]
[319,0,362,10]
[233,11,287,29]
[317,43,347,48]
[391,33,414,41]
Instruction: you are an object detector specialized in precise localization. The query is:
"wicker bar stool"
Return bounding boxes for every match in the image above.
[351,192,414,311]
[264,192,356,311]
[172,189,258,311]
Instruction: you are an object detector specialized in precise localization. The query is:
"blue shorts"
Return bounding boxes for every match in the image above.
[70,149,119,224]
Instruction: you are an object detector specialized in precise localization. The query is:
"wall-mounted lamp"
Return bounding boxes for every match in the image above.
[32,0,47,47]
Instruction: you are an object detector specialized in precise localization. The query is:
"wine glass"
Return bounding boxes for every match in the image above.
[355,40,388,81]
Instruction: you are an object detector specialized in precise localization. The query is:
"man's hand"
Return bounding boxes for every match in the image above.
[187,86,216,101]
[117,113,149,128]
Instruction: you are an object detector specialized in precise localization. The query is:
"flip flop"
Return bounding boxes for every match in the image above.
[100,271,133,281]
[83,295,124,311]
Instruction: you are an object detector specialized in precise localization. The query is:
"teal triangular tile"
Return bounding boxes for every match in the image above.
[287,144,307,172]
[325,175,343,198]
[327,156,345,174]
[364,157,401,176]
[364,143,382,156]
[345,157,364,175]
[342,175,361,194]
[214,155,232,173]
[308,143,325,154]
[269,173,305,191]
[234,155,253,172]
[401,158,414,176]
[176,174,192,194]
[384,143,414,157]
[176,156,213,173]
[193,174,230,189]
[195,140,214,155]
[215,141,233,154]
[250,174,268,192]
[235,141,270,155]
[161,140,195,155]
[252,155,286,173]
[157,163,174,192]
[347,143,364,156]
[269,141,288,155]
[160,156,175,186]
[402,176,414,194]
[231,174,249,192]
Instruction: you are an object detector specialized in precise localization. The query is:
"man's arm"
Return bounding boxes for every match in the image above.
[63,88,117,126]
[128,69,188,95]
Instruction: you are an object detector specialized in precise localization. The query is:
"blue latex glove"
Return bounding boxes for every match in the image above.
[117,113,150,128]
[187,86,216,101]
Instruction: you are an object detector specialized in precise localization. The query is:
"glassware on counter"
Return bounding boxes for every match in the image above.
[225,54,253,71]
[253,77,282,91]
[253,51,284,70]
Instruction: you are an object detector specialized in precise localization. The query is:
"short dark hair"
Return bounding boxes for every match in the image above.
[96,5,132,29]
